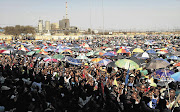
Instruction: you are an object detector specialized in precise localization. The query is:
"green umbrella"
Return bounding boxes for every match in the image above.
[115,59,139,70]
[104,44,109,47]
[36,49,41,53]
[52,54,65,60]
[27,51,35,56]
[86,51,94,56]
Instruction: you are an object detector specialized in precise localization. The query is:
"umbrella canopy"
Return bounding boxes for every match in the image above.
[66,57,83,65]
[174,62,180,67]
[167,56,180,60]
[86,51,95,56]
[55,48,63,53]
[113,55,125,59]
[135,52,150,58]
[117,49,130,53]
[146,49,156,54]
[43,58,58,62]
[109,51,117,55]
[76,55,89,60]
[152,69,174,81]
[132,48,144,53]
[106,61,117,67]
[27,51,35,56]
[98,59,112,66]
[115,59,139,70]
[91,58,103,63]
[171,72,180,82]
[146,58,170,69]
[52,54,65,60]
[103,52,115,56]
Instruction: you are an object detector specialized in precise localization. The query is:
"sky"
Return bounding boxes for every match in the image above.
[0,0,180,31]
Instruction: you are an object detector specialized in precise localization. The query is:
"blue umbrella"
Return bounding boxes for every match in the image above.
[103,52,115,56]
[146,49,156,54]
[171,72,180,82]
[66,57,82,65]
[167,56,180,60]
[152,69,174,81]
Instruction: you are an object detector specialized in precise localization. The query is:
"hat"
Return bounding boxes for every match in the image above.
[130,74,135,77]
[84,63,88,66]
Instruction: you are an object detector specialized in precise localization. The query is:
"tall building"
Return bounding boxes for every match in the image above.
[59,1,70,30]
[45,21,51,31]
[59,19,70,30]
[38,20,43,33]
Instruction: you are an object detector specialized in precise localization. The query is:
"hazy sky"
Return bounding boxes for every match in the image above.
[0,0,180,31]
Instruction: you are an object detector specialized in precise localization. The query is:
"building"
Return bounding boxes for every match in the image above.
[45,21,51,31]
[38,20,43,33]
[59,19,70,30]
[51,23,59,30]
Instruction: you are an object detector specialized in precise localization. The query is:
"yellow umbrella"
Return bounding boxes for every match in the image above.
[132,48,144,53]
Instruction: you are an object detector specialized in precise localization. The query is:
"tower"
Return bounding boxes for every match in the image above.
[59,0,70,30]
[66,1,68,19]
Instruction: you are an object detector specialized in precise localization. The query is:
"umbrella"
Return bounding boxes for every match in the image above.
[0,50,10,54]
[115,59,139,70]
[152,69,174,81]
[52,54,65,60]
[146,49,156,54]
[94,51,105,56]
[167,56,180,60]
[132,48,144,53]
[44,58,58,63]
[39,51,48,55]
[76,55,89,60]
[14,50,26,55]
[103,52,115,56]
[129,57,146,66]
[146,58,170,69]
[109,51,117,55]
[18,45,31,52]
[174,62,180,67]
[98,59,112,66]
[117,49,130,53]
[113,55,125,59]
[91,58,103,63]
[27,51,35,56]
[135,52,150,59]
[106,61,117,67]
[86,51,94,56]
[55,48,63,53]
[66,57,82,65]
[171,72,180,82]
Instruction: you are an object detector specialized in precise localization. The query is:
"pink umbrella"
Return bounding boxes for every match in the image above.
[44,58,58,62]
[109,51,117,55]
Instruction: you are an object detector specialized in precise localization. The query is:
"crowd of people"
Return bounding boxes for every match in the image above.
[0,35,180,112]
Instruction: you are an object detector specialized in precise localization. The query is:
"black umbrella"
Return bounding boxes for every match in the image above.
[106,61,117,67]
[113,55,125,60]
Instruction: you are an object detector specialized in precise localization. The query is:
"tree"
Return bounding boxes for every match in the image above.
[4,25,35,39]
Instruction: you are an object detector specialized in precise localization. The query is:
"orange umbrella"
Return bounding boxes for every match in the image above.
[174,62,180,67]
[91,58,103,63]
